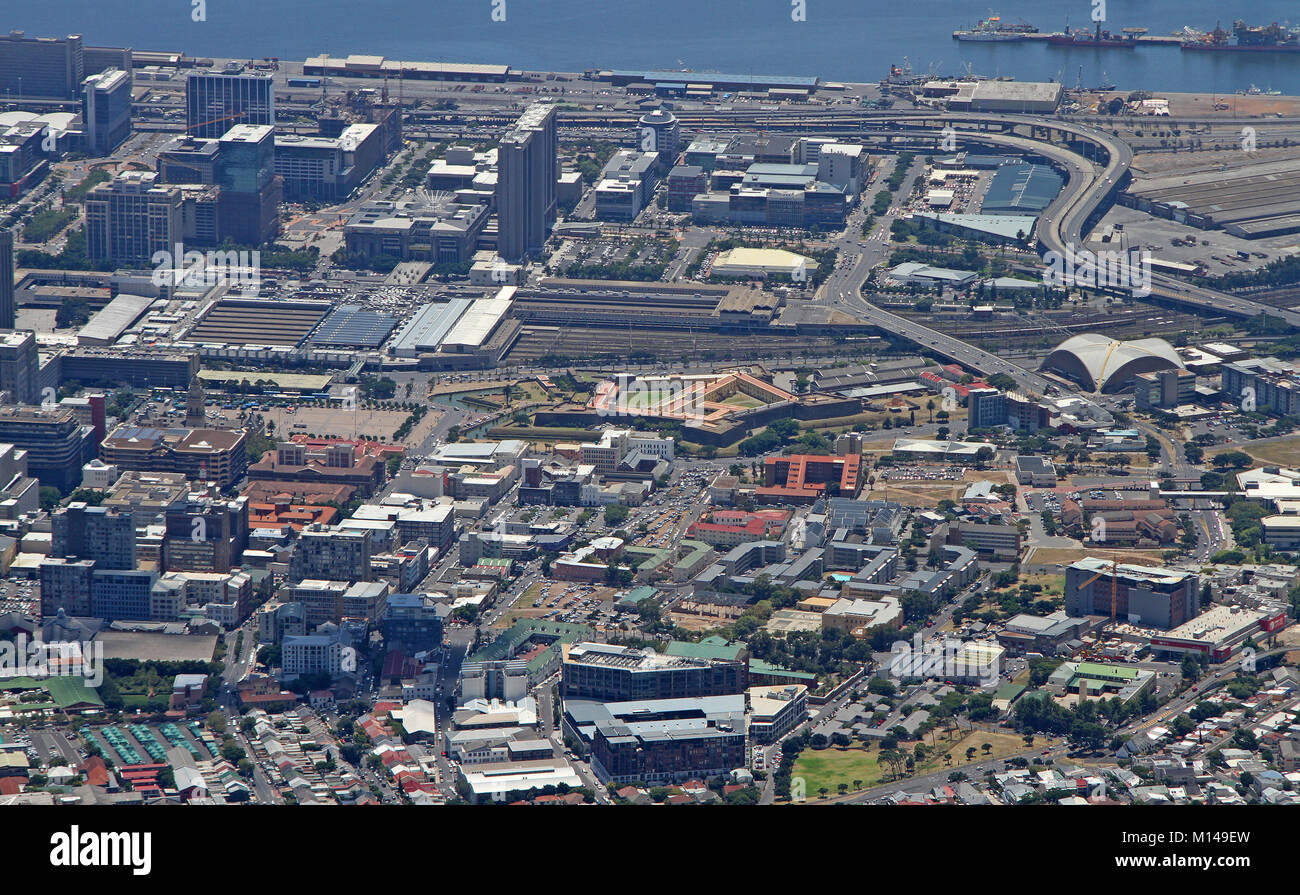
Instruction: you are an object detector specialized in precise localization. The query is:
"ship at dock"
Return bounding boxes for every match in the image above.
[1181,20,1300,53]
[1047,23,1140,48]
[953,14,1037,42]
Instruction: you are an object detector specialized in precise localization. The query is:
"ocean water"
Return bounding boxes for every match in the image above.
[10,0,1300,94]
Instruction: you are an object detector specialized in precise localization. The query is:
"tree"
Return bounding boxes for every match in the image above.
[40,487,62,510]
[867,677,896,697]
[157,766,176,790]
[1212,450,1253,470]
[879,749,904,780]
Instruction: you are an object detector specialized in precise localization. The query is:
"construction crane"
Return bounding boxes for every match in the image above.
[186,110,261,136]
[1078,559,1121,621]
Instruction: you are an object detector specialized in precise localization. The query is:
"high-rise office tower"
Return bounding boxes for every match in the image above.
[156,135,222,185]
[637,109,680,166]
[0,31,84,99]
[186,65,275,139]
[52,503,137,570]
[217,123,281,245]
[84,171,184,267]
[82,68,133,156]
[496,103,557,261]
[0,329,39,404]
[0,406,97,491]
[0,229,13,330]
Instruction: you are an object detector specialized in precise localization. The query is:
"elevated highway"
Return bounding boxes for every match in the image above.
[416,104,1300,338]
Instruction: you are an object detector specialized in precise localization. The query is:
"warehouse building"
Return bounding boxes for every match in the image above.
[1121,157,1300,238]
[711,247,812,280]
[595,69,819,94]
[439,288,515,354]
[303,54,510,83]
[186,299,330,347]
[886,261,977,289]
[940,80,1063,113]
[305,305,399,349]
[77,293,156,347]
[913,212,1038,245]
[387,300,474,357]
[979,163,1063,216]
[1148,603,1287,662]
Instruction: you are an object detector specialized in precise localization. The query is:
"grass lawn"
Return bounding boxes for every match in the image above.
[1025,547,1170,566]
[790,730,1027,800]
[802,406,968,433]
[1221,436,1300,468]
[1020,573,1065,597]
[792,747,883,798]
[677,439,741,458]
[488,425,601,441]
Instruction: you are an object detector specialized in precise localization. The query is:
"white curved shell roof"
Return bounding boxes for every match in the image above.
[1043,333,1182,391]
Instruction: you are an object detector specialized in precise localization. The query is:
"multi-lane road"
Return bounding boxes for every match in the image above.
[805,154,1060,397]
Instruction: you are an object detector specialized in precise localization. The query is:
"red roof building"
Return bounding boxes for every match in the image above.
[757,454,862,504]
[688,508,791,547]
[248,502,339,532]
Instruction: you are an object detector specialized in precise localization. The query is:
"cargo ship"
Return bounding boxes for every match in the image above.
[1047,23,1139,47]
[953,15,1037,41]
[1181,20,1300,52]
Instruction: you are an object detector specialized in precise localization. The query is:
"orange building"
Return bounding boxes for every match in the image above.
[757,453,862,504]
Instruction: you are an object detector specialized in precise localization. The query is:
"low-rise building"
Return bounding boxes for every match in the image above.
[821,596,902,636]
[746,685,808,744]
[1015,455,1057,487]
